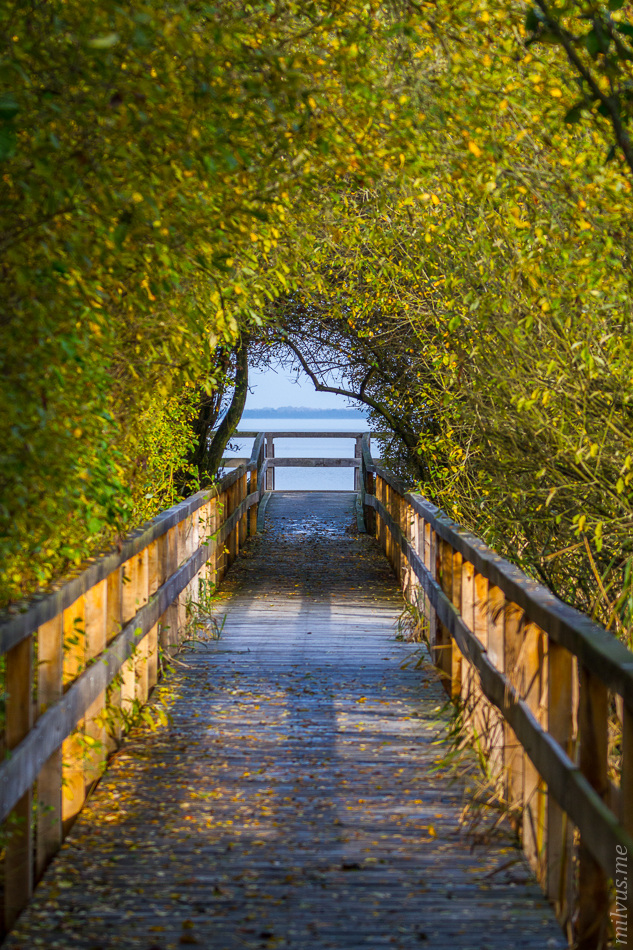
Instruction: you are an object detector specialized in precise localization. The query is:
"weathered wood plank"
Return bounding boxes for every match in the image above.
[4,636,34,930]
[4,492,565,950]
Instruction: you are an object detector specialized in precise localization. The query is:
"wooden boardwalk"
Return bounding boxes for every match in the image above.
[4,492,566,949]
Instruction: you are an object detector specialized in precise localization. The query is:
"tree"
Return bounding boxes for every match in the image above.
[0,0,420,605]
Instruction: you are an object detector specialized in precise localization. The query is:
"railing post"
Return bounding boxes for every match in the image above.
[176,514,189,635]
[354,435,361,491]
[134,547,150,707]
[436,538,454,692]
[216,490,227,583]
[121,556,138,721]
[84,579,108,789]
[36,615,63,879]
[4,634,34,929]
[61,595,86,828]
[106,565,123,749]
[486,585,505,787]
[146,538,161,692]
[240,471,248,548]
[460,560,476,727]
[424,522,437,651]
[523,622,547,885]
[162,525,180,654]
[266,435,275,491]
[227,481,237,567]
[472,571,489,750]
[363,463,375,537]
[622,702,633,929]
[547,641,575,919]
[576,664,609,949]
[504,605,525,822]
[248,466,258,536]
[378,477,386,551]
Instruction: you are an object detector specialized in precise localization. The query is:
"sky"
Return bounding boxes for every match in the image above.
[245,361,360,411]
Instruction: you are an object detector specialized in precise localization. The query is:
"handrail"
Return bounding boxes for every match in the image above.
[233,430,369,492]
[0,450,267,932]
[361,439,633,948]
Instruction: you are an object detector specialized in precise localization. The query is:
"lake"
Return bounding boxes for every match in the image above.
[223,416,373,490]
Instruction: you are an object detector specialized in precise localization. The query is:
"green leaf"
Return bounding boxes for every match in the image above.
[609,0,625,10]
[524,8,541,32]
[114,224,128,247]
[0,126,16,161]
[585,29,603,58]
[615,22,633,39]
[564,103,584,124]
[87,33,120,49]
[585,26,611,58]
[0,94,19,121]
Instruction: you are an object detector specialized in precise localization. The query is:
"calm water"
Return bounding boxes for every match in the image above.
[223,416,372,490]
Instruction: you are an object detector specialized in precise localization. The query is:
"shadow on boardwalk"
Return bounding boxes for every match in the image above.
[4,492,566,949]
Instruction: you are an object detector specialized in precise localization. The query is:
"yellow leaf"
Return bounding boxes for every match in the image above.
[468,141,482,158]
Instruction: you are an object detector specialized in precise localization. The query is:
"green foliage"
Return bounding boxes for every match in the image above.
[3,0,633,645]
[0,0,412,605]
[266,0,633,638]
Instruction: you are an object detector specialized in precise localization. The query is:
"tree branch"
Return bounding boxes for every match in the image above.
[535,0,633,177]
[284,337,428,476]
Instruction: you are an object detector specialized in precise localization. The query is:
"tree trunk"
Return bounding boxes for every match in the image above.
[201,340,249,481]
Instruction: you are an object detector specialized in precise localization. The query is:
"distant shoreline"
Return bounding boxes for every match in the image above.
[242,407,368,419]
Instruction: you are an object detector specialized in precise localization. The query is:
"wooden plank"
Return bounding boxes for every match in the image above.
[146,539,161,691]
[426,524,437,653]
[3,491,565,950]
[336,491,633,890]
[522,623,546,884]
[35,615,63,879]
[0,533,232,822]
[216,492,227,584]
[504,605,525,817]
[435,539,453,691]
[485,585,506,788]
[84,580,107,788]
[248,470,258,537]
[120,557,137,721]
[162,526,179,654]
[450,550,463,700]
[379,482,633,701]
[576,665,609,950]
[0,487,227,655]
[61,596,86,827]
[240,472,248,547]
[265,435,275,491]
[134,549,150,707]
[619,701,633,931]
[105,566,123,750]
[460,561,476,728]
[4,636,34,930]
[547,640,574,918]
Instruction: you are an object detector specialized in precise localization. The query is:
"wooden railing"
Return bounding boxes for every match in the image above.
[0,429,370,934]
[361,435,633,949]
[0,434,267,933]
[231,431,366,491]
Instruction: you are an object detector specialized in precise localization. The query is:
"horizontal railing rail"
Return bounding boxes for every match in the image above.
[0,437,268,933]
[360,435,633,950]
[230,430,370,491]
